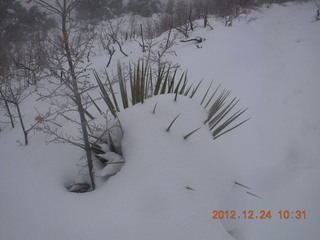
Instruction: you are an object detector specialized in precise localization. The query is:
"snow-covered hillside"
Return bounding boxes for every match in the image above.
[0,2,319,240]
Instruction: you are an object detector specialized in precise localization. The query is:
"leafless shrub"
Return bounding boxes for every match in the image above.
[36,0,97,190]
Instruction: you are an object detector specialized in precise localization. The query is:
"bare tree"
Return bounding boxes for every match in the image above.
[36,0,96,190]
[144,28,179,70]
[193,0,213,29]
[0,31,48,143]
[98,21,128,68]
[0,61,38,145]
[171,0,196,37]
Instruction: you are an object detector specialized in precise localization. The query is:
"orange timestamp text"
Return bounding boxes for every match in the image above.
[212,210,306,220]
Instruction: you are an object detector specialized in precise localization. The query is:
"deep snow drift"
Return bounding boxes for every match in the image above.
[0,2,319,240]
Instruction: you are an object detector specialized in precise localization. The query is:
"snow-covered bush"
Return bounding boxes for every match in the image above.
[91,60,249,187]
[96,61,249,140]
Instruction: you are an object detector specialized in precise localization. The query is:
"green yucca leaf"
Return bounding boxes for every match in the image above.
[160,65,171,94]
[213,117,250,139]
[234,181,251,190]
[87,93,102,115]
[136,61,140,103]
[94,70,108,98]
[129,64,135,105]
[141,60,149,103]
[174,72,188,102]
[208,98,239,130]
[219,108,249,130]
[147,67,153,98]
[174,71,187,101]
[200,80,213,105]
[204,84,221,109]
[166,113,181,132]
[154,65,165,95]
[183,127,201,140]
[144,66,151,100]
[83,108,95,120]
[212,108,249,138]
[174,72,185,94]
[106,73,120,112]
[184,85,192,96]
[94,70,117,118]
[174,86,179,102]
[179,71,188,95]
[82,104,96,120]
[136,62,144,102]
[168,68,178,93]
[190,79,203,98]
[117,63,129,109]
[246,191,262,199]
[152,101,158,114]
[204,90,228,124]
[209,90,230,113]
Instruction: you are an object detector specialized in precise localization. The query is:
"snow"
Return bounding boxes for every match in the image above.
[96,151,124,178]
[1,2,320,240]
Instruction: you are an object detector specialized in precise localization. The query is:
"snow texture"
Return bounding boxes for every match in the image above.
[0,2,319,240]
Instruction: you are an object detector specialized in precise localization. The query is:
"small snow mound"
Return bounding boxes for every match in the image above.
[114,94,235,240]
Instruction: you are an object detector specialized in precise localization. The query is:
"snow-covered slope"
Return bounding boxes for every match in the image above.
[0,2,319,240]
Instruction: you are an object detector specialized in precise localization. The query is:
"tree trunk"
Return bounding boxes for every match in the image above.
[15,102,28,145]
[61,0,95,190]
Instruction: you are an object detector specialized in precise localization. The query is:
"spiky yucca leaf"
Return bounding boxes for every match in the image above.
[166,113,181,132]
[105,73,120,112]
[154,65,166,96]
[208,98,239,130]
[184,85,193,96]
[152,101,158,114]
[87,93,102,115]
[117,63,129,109]
[94,70,117,118]
[183,127,201,140]
[95,61,190,118]
[160,65,171,95]
[190,79,203,98]
[200,80,213,105]
[203,86,250,139]
[212,109,250,139]
[168,68,178,93]
[130,61,149,105]
[174,72,186,101]
[205,84,221,109]
[178,71,188,95]
[204,90,230,124]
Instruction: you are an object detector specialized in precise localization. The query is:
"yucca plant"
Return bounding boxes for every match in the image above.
[202,87,250,139]
[94,60,249,140]
[95,61,191,113]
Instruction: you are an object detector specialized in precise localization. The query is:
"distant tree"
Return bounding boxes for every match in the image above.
[75,0,123,21]
[170,0,195,37]
[0,38,46,144]
[210,0,255,26]
[0,0,55,43]
[127,0,161,17]
[0,0,55,138]
[165,0,175,15]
